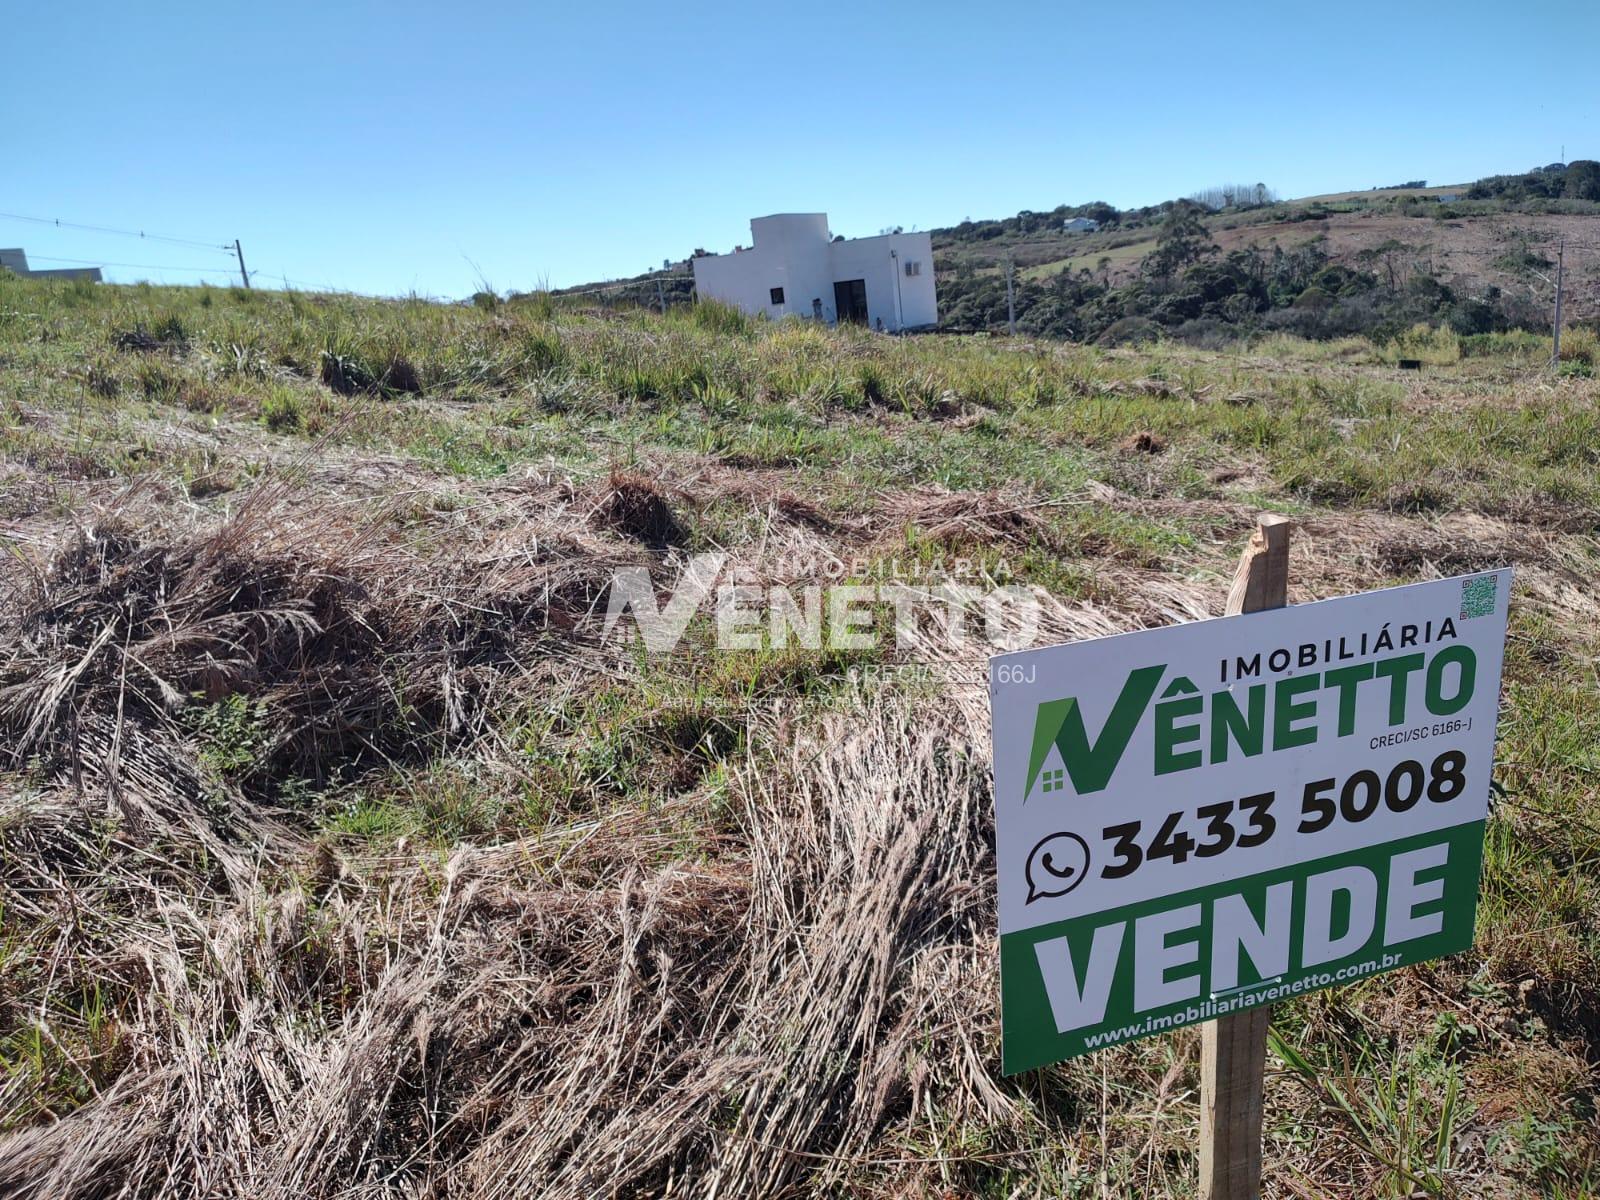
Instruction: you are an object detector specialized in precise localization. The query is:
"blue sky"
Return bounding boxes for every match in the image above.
[6,0,1596,297]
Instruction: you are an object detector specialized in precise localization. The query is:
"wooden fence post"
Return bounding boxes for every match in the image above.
[1199,513,1291,1200]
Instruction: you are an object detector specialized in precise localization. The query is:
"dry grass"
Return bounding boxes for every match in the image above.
[1,275,1597,1197]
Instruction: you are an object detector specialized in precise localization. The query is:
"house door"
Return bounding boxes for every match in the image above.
[833,279,868,325]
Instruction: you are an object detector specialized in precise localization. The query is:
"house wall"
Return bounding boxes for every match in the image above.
[755,214,835,321]
[0,249,30,275]
[887,232,936,329]
[692,213,836,322]
[690,246,782,317]
[29,267,103,281]
[691,217,936,331]
[827,232,936,331]
[825,234,896,328]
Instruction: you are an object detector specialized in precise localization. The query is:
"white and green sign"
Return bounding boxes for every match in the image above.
[989,570,1511,1074]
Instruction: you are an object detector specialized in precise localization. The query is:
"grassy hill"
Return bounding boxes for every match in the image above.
[0,273,1597,1195]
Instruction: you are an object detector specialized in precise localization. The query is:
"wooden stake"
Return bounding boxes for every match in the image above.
[1200,512,1291,1200]
[1223,515,1290,618]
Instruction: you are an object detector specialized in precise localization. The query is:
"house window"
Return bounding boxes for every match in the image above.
[904,261,921,277]
[769,286,784,305]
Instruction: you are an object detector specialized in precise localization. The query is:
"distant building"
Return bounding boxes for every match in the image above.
[1435,193,1461,203]
[690,214,936,331]
[1063,217,1100,233]
[0,249,102,282]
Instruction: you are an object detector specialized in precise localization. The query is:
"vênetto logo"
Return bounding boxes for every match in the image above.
[600,552,1044,655]
[1021,638,1481,801]
[1024,666,1165,800]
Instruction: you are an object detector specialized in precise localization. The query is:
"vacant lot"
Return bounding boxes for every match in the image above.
[0,276,1596,1197]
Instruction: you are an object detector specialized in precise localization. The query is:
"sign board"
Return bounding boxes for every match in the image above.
[990,570,1511,1074]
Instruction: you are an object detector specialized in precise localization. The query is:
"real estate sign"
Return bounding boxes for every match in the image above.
[990,570,1511,1074]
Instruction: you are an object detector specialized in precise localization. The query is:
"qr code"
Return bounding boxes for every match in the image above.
[1460,574,1498,620]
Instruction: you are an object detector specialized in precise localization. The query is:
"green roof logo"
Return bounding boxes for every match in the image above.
[1024,664,1166,799]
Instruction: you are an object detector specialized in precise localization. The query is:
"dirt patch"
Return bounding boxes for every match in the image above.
[112,320,189,355]
[879,486,1054,548]
[1119,429,1167,455]
[590,468,689,549]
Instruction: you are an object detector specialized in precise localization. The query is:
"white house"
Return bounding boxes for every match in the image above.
[1063,217,1100,234]
[690,214,936,331]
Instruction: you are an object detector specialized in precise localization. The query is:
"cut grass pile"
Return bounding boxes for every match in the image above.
[0,273,1597,1197]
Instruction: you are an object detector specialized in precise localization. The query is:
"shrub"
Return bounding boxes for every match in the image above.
[509,289,556,320]
[855,361,887,405]
[320,345,423,397]
[1386,323,1461,364]
[1459,331,1546,359]
[260,388,304,433]
[523,329,568,375]
[134,361,184,403]
[1096,316,1161,346]
[1169,317,1236,349]
[1558,326,1597,368]
[113,315,190,354]
[687,298,751,336]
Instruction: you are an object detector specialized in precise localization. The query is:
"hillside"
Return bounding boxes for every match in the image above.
[0,273,1597,1195]
[937,196,1600,296]
[569,163,1600,347]
[932,164,1600,342]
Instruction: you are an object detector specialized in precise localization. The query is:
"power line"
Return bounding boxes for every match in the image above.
[31,252,348,292]
[0,210,234,253]
[27,254,240,274]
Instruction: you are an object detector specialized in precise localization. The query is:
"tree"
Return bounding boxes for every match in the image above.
[1146,203,1216,278]
[1357,239,1413,290]
[1562,160,1600,201]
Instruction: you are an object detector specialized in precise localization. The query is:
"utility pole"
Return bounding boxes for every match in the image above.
[1552,238,1565,370]
[234,239,251,289]
[1005,255,1016,336]
[657,277,667,316]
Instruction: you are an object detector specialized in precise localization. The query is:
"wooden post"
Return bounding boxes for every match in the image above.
[1200,513,1290,1200]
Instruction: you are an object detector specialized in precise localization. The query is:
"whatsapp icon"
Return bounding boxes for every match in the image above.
[1025,831,1090,903]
